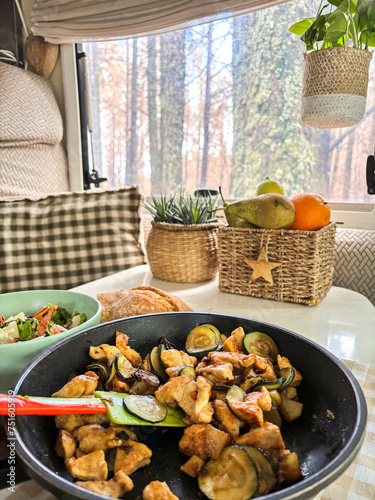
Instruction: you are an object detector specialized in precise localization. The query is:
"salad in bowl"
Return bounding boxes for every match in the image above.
[0,304,87,344]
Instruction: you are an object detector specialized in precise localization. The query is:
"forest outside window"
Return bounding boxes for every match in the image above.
[82,0,375,206]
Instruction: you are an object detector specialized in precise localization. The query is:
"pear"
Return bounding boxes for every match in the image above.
[218,187,256,228]
[256,176,284,196]
[225,193,295,229]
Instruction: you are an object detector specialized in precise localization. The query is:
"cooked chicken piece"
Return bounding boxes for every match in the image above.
[55,430,76,459]
[180,455,206,478]
[155,375,213,424]
[110,376,132,393]
[165,366,182,378]
[89,344,121,365]
[179,423,231,461]
[223,335,239,352]
[229,386,272,426]
[207,351,269,371]
[55,413,110,432]
[143,480,179,500]
[195,362,234,386]
[277,355,303,387]
[65,449,108,481]
[160,349,195,369]
[75,448,86,458]
[231,327,245,350]
[116,332,142,367]
[141,354,152,371]
[278,449,302,482]
[234,422,285,451]
[213,399,242,437]
[75,470,134,498]
[223,327,245,353]
[114,439,152,475]
[52,372,99,398]
[73,424,122,454]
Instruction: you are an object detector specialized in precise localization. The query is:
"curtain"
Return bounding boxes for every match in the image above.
[31,0,293,44]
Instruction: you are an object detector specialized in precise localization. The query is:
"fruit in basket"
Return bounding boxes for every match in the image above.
[256,176,284,196]
[225,193,295,229]
[288,193,330,231]
[218,187,256,228]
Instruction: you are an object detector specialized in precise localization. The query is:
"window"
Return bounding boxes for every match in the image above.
[75,0,375,227]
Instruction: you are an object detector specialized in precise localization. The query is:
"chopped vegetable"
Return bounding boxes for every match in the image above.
[0,304,87,344]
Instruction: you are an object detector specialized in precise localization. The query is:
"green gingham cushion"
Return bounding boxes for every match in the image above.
[0,187,146,292]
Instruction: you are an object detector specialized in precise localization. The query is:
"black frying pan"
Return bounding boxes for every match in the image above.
[6,312,367,500]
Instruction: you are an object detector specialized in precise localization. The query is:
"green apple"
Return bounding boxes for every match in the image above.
[256,176,284,196]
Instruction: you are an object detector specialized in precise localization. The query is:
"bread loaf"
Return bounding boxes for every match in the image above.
[97,286,193,322]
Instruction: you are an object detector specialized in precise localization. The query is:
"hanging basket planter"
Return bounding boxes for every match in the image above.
[301,47,372,129]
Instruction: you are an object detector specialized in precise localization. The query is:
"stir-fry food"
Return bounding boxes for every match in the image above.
[52,324,303,499]
[0,305,87,344]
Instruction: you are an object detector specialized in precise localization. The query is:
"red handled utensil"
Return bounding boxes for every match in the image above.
[0,392,186,427]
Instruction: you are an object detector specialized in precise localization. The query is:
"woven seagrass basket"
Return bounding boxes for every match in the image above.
[302,47,372,129]
[218,222,336,306]
[146,221,220,283]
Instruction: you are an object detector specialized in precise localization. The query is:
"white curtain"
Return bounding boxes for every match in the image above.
[31,0,293,44]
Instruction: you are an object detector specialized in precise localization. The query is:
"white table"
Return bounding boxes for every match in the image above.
[1,265,374,500]
[72,264,375,366]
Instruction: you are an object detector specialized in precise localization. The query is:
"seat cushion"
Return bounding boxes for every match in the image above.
[333,228,375,305]
[0,187,146,292]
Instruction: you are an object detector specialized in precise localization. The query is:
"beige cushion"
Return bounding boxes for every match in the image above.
[0,187,146,292]
[0,62,63,145]
[0,61,69,197]
[333,228,375,305]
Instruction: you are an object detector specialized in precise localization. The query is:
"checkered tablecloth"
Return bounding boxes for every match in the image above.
[315,361,375,500]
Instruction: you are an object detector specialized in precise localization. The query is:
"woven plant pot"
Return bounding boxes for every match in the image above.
[146,221,220,283]
[302,47,372,129]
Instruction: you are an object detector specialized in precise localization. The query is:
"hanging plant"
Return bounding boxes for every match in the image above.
[289,0,375,128]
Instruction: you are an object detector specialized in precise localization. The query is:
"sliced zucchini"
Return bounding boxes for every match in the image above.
[263,402,282,428]
[106,359,117,386]
[201,324,223,347]
[240,376,265,393]
[198,445,258,500]
[212,385,231,392]
[225,385,246,417]
[278,367,295,392]
[251,377,284,392]
[240,446,277,495]
[185,325,219,357]
[150,346,168,382]
[133,368,161,387]
[178,366,196,380]
[123,394,167,423]
[242,332,279,361]
[86,361,109,385]
[115,353,137,381]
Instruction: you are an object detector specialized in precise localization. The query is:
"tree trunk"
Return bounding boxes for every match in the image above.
[200,23,213,188]
[126,39,138,185]
[231,16,253,198]
[160,31,186,192]
[147,37,162,193]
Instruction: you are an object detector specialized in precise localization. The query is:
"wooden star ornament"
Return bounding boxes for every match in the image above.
[244,246,280,284]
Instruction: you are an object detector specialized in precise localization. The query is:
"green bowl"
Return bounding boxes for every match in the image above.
[0,290,101,391]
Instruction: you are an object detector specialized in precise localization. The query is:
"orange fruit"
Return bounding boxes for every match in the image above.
[288,193,331,231]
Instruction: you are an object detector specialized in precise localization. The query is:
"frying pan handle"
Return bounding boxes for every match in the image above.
[0,393,107,415]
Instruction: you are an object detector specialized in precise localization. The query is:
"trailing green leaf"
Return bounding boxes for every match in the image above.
[289,0,375,51]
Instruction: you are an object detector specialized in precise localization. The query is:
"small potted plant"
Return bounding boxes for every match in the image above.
[144,192,221,283]
[289,0,374,128]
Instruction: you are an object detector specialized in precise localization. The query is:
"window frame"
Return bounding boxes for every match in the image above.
[61,44,375,230]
